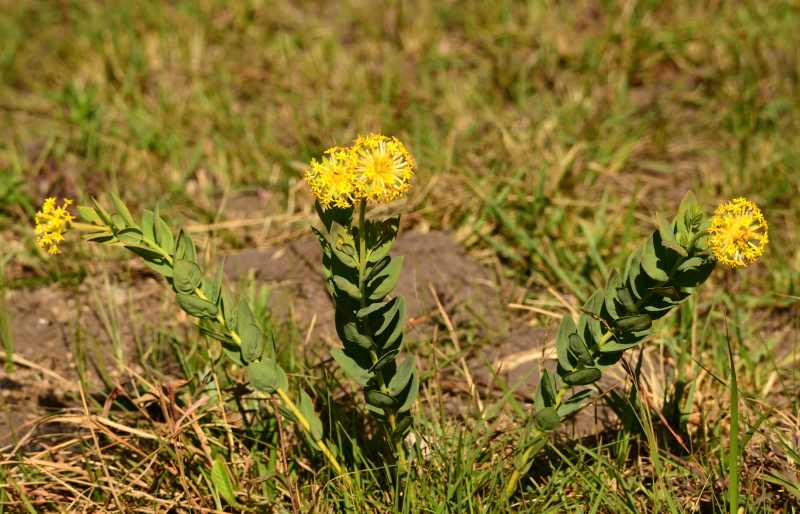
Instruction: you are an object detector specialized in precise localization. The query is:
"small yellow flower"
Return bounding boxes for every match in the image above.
[351,134,414,204]
[708,197,768,268]
[34,197,74,255]
[305,147,358,209]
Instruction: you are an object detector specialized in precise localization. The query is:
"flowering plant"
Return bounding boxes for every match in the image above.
[305,134,418,469]
[505,192,768,497]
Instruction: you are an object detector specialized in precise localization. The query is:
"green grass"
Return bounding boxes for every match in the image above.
[1,0,799,511]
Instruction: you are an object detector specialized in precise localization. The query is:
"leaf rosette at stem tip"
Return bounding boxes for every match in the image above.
[307,134,418,464]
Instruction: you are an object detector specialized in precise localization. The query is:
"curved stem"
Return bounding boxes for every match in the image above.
[105,225,349,480]
[503,430,544,499]
[276,388,349,481]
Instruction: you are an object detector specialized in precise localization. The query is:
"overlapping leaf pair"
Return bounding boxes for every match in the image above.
[313,203,418,450]
[533,193,717,432]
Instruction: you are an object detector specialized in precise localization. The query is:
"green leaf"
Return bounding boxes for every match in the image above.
[568,333,594,367]
[367,256,403,300]
[173,259,203,294]
[374,310,404,350]
[123,243,164,261]
[373,297,405,338]
[298,390,323,441]
[563,367,601,386]
[237,299,255,332]
[674,256,716,288]
[557,389,593,418]
[555,315,577,372]
[330,348,373,386]
[539,369,558,407]
[331,241,358,269]
[175,229,196,262]
[368,241,394,265]
[366,216,400,264]
[240,323,263,364]
[110,192,136,228]
[247,358,288,393]
[176,293,218,319]
[624,248,645,299]
[141,210,156,244]
[534,407,561,432]
[210,456,242,509]
[658,213,687,257]
[91,197,113,226]
[599,338,647,353]
[155,210,174,255]
[616,287,637,314]
[365,388,398,409]
[197,320,235,345]
[77,205,102,225]
[84,232,114,243]
[603,270,623,320]
[220,288,237,329]
[397,370,419,413]
[125,245,173,277]
[221,342,245,367]
[579,291,605,347]
[370,348,400,372]
[342,322,374,349]
[116,227,142,245]
[388,356,416,396]
[614,314,652,333]
[203,264,224,305]
[357,297,393,321]
[641,234,670,282]
[332,276,361,300]
[674,190,700,241]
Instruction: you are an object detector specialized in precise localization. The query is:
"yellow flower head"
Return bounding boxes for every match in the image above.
[707,197,768,268]
[351,134,414,204]
[305,147,358,209]
[34,197,75,255]
[304,134,415,208]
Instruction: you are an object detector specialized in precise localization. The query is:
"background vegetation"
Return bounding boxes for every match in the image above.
[0,0,798,511]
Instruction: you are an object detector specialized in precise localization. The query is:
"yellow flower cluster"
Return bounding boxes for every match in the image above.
[34,197,74,255]
[708,197,768,268]
[305,134,415,208]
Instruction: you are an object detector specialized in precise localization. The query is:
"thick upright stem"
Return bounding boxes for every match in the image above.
[355,199,407,470]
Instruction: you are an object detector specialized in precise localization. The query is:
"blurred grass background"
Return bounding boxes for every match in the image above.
[0,0,799,511]
[2,0,799,293]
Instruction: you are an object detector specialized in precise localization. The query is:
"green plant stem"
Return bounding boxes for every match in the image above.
[505,329,615,498]
[97,224,349,480]
[503,428,544,499]
[355,200,407,471]
[275,387,349,481]
[726,336,740,514]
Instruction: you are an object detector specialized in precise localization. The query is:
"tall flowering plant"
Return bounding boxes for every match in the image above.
[305,134,418,468]
[505,193,768,497]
